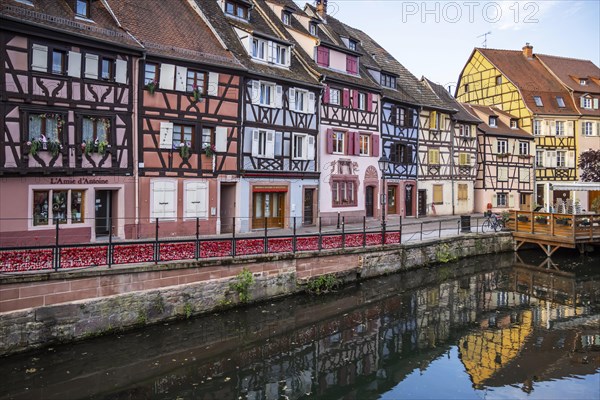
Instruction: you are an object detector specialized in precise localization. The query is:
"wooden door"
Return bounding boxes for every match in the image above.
[220,184,236,233]
[387,186,397,215]
[365,186,374,218]
[405,185,414,216]
[95,190,112,236]
[303,188,315,225]
[252,192,285,229]
[418,189,427,217]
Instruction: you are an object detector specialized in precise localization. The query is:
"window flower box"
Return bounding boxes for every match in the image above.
[179,141,192,159]
[555,218,570,226]
[517,215,530,223]
[535,216,548,225]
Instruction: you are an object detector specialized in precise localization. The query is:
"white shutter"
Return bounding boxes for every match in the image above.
[115,59,127,84]
[307,91,315,114]
[538,151,545,167]
[185,181,207,219]
[207,72,219,96]
[288,88,296,110]
[274,85,283,108]
[251,129,260,157]
[31,44,48,72]
[593,98,599,109]
[492,194,498,207]
[215,126,227,152]
[67,51,81,78]
[307,136,315,160]
[509,194,515,208]
[240,34,251,54]
[268,42,276,63]
[159,122,174,149]
[152,180,176,220]
[550,121,556,135]
[159,63,175,90]
[84,53,99,79]
[251,80,260,105]
[567,121,574,136]
[567,150,575,168]
[580,97,585,107]
[498,167,508,181]
[581,121,585,135]
[175,66,187,92]
[546,150,556,167]
[266,130,275,158]
[275,131,283,157]
[596,122,600,136]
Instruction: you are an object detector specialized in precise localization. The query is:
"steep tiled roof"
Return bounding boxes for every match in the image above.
[0,0,141,49]
[107,0,242,69]
[192,0,319,86]
[425,79,481,123]
[463,103,533,140]
[537,54,600,94]
[477,48,579,116]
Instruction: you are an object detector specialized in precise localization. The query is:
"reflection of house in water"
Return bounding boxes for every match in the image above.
[459,261,600,390]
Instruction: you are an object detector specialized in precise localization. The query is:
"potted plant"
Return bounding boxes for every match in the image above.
[146,79,158,94]
[191,84,202,102]
[26,139,42,156]
[203,144,216,157]
[179,141,191,159]
[535,215,548,225]
[47,139,63,157]
[97,140,110,155]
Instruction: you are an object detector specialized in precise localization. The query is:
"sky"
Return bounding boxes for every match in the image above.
[294,0,600,93]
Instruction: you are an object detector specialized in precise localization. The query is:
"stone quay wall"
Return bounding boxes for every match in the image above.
[0,233,514,355]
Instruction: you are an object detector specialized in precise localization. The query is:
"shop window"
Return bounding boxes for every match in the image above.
[32,189,85,226]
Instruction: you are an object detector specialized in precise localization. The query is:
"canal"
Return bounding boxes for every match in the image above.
[1,251,599,400]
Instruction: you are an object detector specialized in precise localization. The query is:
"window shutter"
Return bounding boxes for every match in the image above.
[67,51,81,78]
[266,130,275,158]
[308,92,315,114]
[207,72,219,96]
[323,84,329,104]
[580,97,585,107]
[288,88,296,110]
[159,63,175,90]
[372,135,380,157]
[215,126,227,152]
[581,121,585,136]
[84,53,99,79]
[175,66,187,92]
[351,90,358,109]
[567,150,575,168]
[274,131,283,157]
[31,44,48,72]
[307,136,315,160]
[406,145,412,164]
[152,180,176,219]
[240,35,251,54]
[567,121,573,136]
[159,122,174,149]
[429,111,437,129]
[594,98,599,109]
[346,131,354,155]
[546,150,556,167]
[274,85,283,108]
[492,194,497,207]
[185,182,207,219]
[268,42,276,63]
[115,59,127,84]
[326,128,334,154]
[508,194,515,208]
[342,89,350,108]
[367,93,373,112]
[251,129,260,157]
[354,131,360,156]
[251,80,260,104]
[550,121,556,135]
[596,122,600,136]
[539,151,545,167]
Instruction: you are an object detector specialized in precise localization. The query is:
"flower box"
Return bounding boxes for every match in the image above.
[535,217,548,225]
[555,218,570,226]
[517,216,530,223]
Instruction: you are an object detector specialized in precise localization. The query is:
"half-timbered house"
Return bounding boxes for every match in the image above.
[462,104,535,213]
[425,79,481,215]
[109,0,245,237]
[417,79,458,216]
[195,0,321,231]
[456,44,580,209]
[0,0,143,246]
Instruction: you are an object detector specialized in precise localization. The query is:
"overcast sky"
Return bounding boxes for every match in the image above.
[295,0,600,93]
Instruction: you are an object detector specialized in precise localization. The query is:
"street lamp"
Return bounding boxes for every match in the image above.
[378,155,390,230]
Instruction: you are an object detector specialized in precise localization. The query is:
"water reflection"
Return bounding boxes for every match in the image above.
[1,252,598,400]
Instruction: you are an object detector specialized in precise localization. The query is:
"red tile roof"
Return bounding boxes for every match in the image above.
[462,103,534,140]
[537,54,600,95]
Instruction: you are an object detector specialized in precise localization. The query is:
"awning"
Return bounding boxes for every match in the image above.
[550,182,600,191]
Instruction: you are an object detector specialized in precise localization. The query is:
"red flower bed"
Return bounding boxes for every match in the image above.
[200,240,231,258]
[160,242,195,261]
[268,238,293,253]
[385,232,401,244]
[0,249,53,272]
[296,236,319,251]
[112,244,154,265]
[61,246,108,268]
[366,233,383,246]
[344,233,363,248]
[236,239,265,256]
[322,235,342,249]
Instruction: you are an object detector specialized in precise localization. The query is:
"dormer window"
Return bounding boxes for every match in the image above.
[489,116,498,127]
[533,96,543,107]
[580,78,588,85]
[282,11,291,25]
[225,1,248,20]
[309,22,317,36]
[251,37,289,66]
[556,96,565,108]
[348,39,357,51]
[510,119,518,129]
[581,96,592,109]
[381,74,396,89]
[75,0,90,18]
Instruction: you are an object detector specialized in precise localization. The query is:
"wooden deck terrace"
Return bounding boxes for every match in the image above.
[506,211,600,256]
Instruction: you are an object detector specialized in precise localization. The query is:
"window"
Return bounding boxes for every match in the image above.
[458,184,468,201]
[348,39,357,51]
[497,193,507,207]
[459,124,470,136]
[533,120,542,135]
[582,97,592,109]
[309,23,317,36]
[497,140,507,154]
[282,11,291,25]
[555,121,564,136]
[252,129,275,158]
[186,70,206,93]
[52,50,66,75]
[293,134,305,159]
[144,63,158,86]
[359,134,370,155]
[293,89,305,112]
[519,141,529,155]
[583,121,593,136]
[536,150,544,167]
[580,78,587,86]
[381,74,396,88]
[357,92,366,110]
[82,116,109,144]
[495,76,502,85]
[346,56,358,75]
[75,0,90,18]
[100,57,114,80]
[433,185,443,205]
[29,113,61,142]
[201,127,214,149]
[260,82,274,106]
[519,168,530,183]
[510,119,518,129]
[498,167,508,182]
[275,44,288,66]
[397,107,405,126]
[533,96,543,107]
[556,150,566,167]
[32,189,85,226]
[428,149,440,165]
[225,1,248,19]
[464,84,469,93]
[332,131,344,154]
[556,96,565,108]
[151,180,177,220]
[252,38,266,60]
[459,153,471,166]
[330,88,340,105]
[332,180,357,207]
[172,124,193,149]
[391,143,410,164]
[489,116,498,127]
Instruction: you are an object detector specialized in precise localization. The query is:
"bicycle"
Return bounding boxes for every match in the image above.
[481,212,504,232]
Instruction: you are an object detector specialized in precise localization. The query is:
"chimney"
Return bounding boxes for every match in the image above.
[316,0,327,18]
[522,42,533,59]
